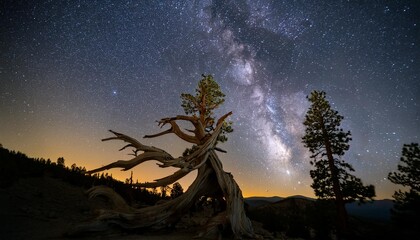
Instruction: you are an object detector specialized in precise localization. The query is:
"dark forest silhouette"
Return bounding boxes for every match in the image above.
[0,146,165,206]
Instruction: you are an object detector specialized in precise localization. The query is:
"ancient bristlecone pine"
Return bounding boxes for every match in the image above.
[71,75,255,238]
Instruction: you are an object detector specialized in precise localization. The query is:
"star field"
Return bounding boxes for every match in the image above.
[1,0,419,198]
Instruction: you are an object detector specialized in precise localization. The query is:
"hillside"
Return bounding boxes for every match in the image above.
[0,176,204,240]
[0,147,192,239]
[0,147,274,239]
[0,176,95,239]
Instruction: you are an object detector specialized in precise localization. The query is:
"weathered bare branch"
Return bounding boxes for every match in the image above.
[136,127,221,187]
[86,151,174,174]
[88,111,232,179]
[216,111,233,126]
[184,128,195,133]
[144,114,210,142]
[214,147,227,153]
[172,115,197,122]
[87,116,226,182]
[103,130,167,154]
[144,111,232,145]
[163,119,198,143]
[174,115,206,138]
[144,118,200,144]
[135,168,190,188]
[143,128,173,139]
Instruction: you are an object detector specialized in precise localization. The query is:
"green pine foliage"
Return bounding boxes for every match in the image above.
[302,90,375,203]
[388,143,420,229]
[181,74,225,118]
[180,74,233,146]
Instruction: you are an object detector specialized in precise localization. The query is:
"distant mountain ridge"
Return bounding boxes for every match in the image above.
[245,196,283,201]
[245,196,393,221]
[245,196,282,207]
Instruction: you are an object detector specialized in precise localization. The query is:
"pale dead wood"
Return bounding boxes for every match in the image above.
[72,111,257,239]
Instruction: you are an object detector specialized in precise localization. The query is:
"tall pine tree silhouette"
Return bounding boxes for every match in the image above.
[388,143,420,232]
[302,90,375,238]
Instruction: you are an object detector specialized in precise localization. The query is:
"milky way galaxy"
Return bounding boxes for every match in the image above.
[1,0,419,198]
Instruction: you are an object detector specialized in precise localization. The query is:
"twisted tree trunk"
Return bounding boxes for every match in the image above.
[69,112,256,239]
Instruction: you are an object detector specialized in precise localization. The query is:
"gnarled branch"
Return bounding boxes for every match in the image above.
[144,117,200,144]
[216,111,232,126]
[103,130,168,154]
[136,119,226,187]
[135,168,190,188]
[86,152,174,174]
[86,113,229,187]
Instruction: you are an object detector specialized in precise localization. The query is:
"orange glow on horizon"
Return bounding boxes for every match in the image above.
[0,125,395,200]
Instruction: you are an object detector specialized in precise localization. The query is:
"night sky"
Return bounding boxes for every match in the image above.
[1,1,419,198]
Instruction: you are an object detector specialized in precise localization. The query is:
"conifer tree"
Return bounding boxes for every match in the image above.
[181,74,233,145]
[57,157,65,167]
[388,143,420,230]
[170,182,184,199]
[302,90,375,237]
